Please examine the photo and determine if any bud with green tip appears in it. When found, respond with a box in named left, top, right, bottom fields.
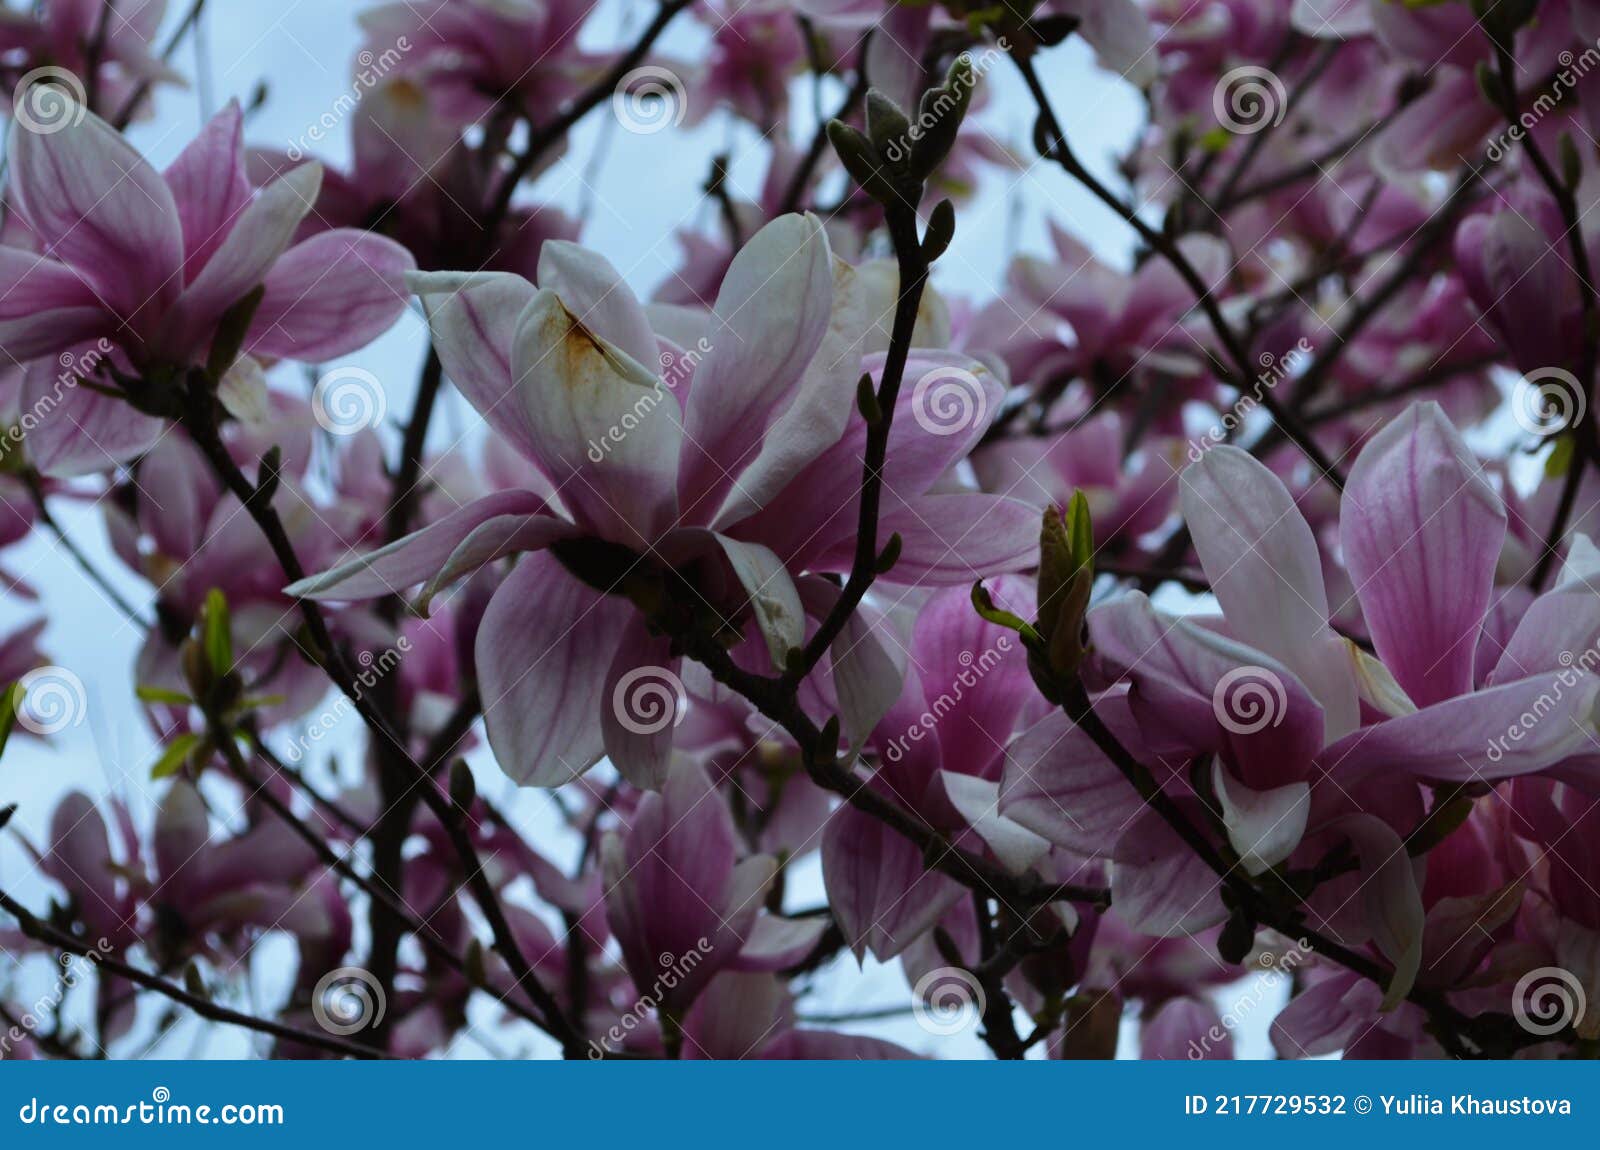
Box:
left=1036, top=492, right=1094, bottom=681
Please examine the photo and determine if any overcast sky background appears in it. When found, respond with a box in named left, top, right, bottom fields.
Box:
left=0, top=0, right=1294, bottom=1059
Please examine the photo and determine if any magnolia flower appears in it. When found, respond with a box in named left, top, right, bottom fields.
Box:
left=1003, top=403, right=1600, bottom=1005
left=0, top=0, right=178, bottom=122
left=823, top=578, right=1046, bottom=960
left=357, top=0, right=609, bottom=128
left=601, top=760, right=823, bottom=1018
left=289, top=214, right=1035, bottom=788
left=0, top=98, right=413, bottom=474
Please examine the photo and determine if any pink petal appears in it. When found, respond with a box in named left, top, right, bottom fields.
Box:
left=759, top=1030, right=918, bottom=1059
left=835, top=493, right=1039, bottom=585
left=822, top=797, right=964, bottom=960
left=409, top=270, right=544, bottom=466
left=285, top=490, right=554, bottom=601
left=910, top=579, right=1033, bottom=779
left=678, top=213, right=833, bottom=518
left=1341, top=403, right=1505, bottom=706
left=163, top=100, right=253, bottom=282
left=7, top=101, right=183, bottom=320
left=1110, top=806, right=1228, bottom=935
left=710, top=242, right=870, bottom=529
left=1328, top=814, right=1423, bottom=1009
left=999, top=690, right=1155, bottom=857
left=510, top=289, right=682, bottom=545
left=536, top=240, right=658, bottom=368
left=476, top=551, right=632, bottom=786
left=1182, top=445, right=1358, bottom=741
left=0, top=247, right=111, bottom=359
left=1088, top=591, right=1325, bottom=788
left=160, top=163, right=323, bottom=362
left=1320, top=670, right=1600, bottom=784
left=599, top=616, right=681, bottom=789
left=21, top=354, right=164, bottom=476
left=248, top=229, right=416, bottom=361
left=1143, top=997, right=1231, bottom=1060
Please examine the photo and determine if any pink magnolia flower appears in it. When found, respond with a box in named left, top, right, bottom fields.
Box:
left=1455, top=182, right=1594, bottom=377
left=357, top=0, right=611, bottom=128
left=823, top=577, right=1046, bottom=960
left=689, top=3, right=805, bottom=130
left=600, top=759, right=823, bottom=1018
left=679, top=971, right=916, bottom=1059
left=1003, top=402, right=1600, bottom=1005
left=967, top=224, right=1231, bottom=410
left=972, top=411, right=1184, bottom=555
left=1271, top=806, right=1521, bottom=1058
left=1503, top=777, right=1600, bottom=1041
left=0, top=0, right=178, bottom=122
left=247, top=79, right=580, bottom=278
left=0, top=98, right=414, bottom=474
left=289, top=215, right=1035, bottom=788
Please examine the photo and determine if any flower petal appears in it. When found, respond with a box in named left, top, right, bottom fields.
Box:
left=478, top=553, right=633, bottom=787
left=678, top=213, right=833, bottom=518
left=248, top=229, right=415, bottom=361
left=1341, top=402, right=1505, bottom=707
left=8, top=100, right=183, bottom=319
left=1182, top=445, right=1358, bottom=741
left=511, top=289, right=682, bottom=545
left=408, top=270, right=542, bottom=463
left=285, top=491, right=554, bottom=601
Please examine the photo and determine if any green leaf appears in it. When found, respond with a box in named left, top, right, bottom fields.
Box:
left=1064, top=489, right=1094, bottom=573
left=0, top=682, right=21, bottom=760
left=136, top=685, right=194, bottom=706
left=202, top=588, right=232, bottom=677
left=150, top=733, right=203, bottom=780
left=1545, top=434, right=1576, bottom=479
left=205, top=285, right=266, bottom=384
left=971, top=581, right=1040, bottom=644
